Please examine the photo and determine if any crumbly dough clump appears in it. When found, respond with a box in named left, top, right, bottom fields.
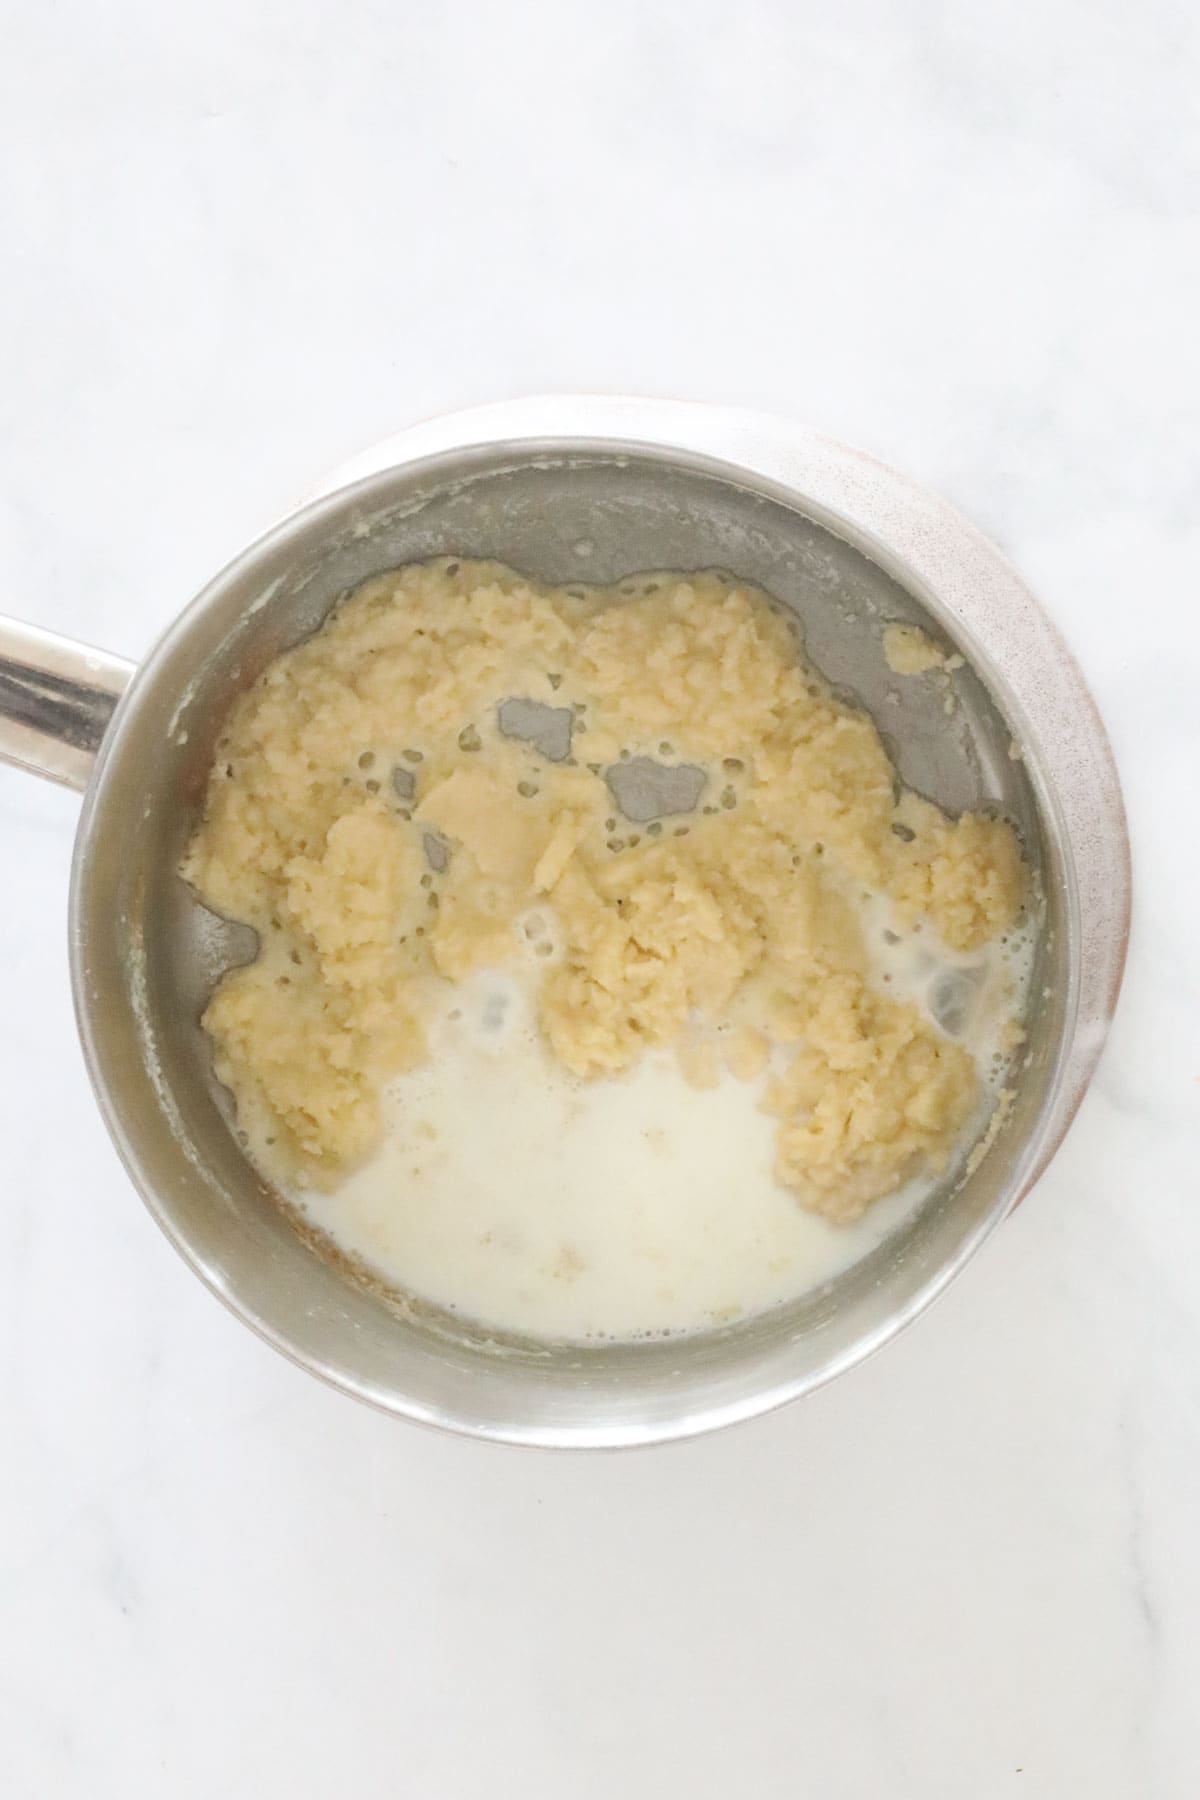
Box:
left=183, top=562, right=1026, bottom=1221
left=883, top=622, right=964, bottom=676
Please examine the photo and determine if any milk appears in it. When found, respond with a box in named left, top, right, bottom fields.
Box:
left=290, top=899, right=1035, bottom=1342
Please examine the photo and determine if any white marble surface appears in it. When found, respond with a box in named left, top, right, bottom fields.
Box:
left=1, top=2, right=1198, bottom=1793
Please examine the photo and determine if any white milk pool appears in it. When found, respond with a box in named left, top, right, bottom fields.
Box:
left=289, top=901, right=1035, bottom=1342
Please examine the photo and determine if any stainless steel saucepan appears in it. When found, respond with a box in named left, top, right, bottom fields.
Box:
left=0, top=398, right=1130, bottom=1447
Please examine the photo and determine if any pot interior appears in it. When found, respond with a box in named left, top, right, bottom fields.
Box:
left=72, top=443, right=1071, bottom=1444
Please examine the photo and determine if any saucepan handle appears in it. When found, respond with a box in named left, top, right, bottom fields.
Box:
left=0, top=616, right=136, bottom=792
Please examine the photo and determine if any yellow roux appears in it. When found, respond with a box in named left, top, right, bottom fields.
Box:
left=182, top=561, right=1032, bottom=1341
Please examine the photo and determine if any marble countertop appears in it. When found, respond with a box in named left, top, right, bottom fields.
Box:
left=2, top=4, right=1197, bottom=1794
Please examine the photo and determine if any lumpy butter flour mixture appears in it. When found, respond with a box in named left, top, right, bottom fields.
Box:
left=182, top=561, right=1030, bottom=1339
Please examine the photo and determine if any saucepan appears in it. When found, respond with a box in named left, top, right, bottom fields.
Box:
left=0, top=397, right=1130, bottom=1446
